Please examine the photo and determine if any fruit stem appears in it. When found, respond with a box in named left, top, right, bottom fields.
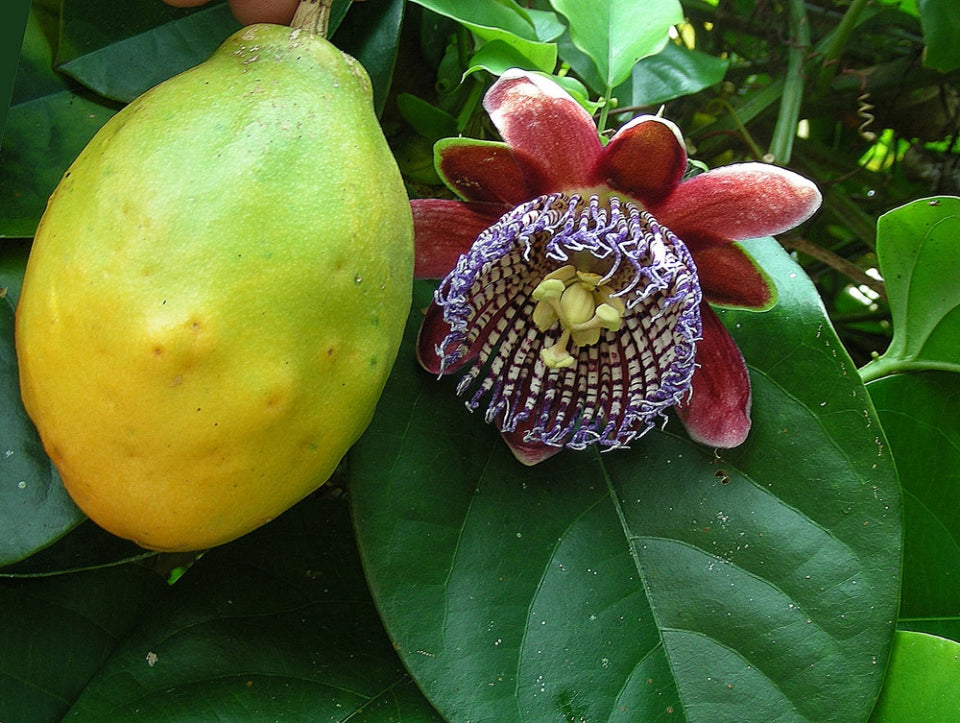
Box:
left=291, top=0, right=333, bottom=38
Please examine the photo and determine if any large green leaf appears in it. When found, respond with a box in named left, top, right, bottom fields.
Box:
left=870, top=631, right=960, bottom=721
left=0, top=0, right=31, bottom=147
left=330, top=0, right=405, bottom=116
left=860, top=196, right=960, bottom=381
left=550, top=0, right=683, bottom=89
left=0, top=562, right=165, bottom=723
left=868, top=371, right=960, bottom=643
left=56, top=0, right=361, bottom=105
left=0, top=519, right=153, bottom=579
left=351, top=238, right=901, bottom=721
left=916, top=0, right=960, bottom=72
left=466, top=37, right=559, bottom=76
left=46, top=492, right=442, bottom=720
left=409, top=0, right=557, bottom=76
left=0, top=91, right=115, bottom=238
left=618, top=41, right=730, bottom=108
left=57, top=0, right=241, bottom=104
left=410, top=0, right=539, bottom=40
left=0, top=242, right=84, bottom=567
left=8, top=1, right=65, bottom=109
left=0, top=5, right=118, bottom=238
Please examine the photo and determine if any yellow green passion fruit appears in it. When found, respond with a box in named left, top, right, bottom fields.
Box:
left=16, top=24, right=413, bottom=551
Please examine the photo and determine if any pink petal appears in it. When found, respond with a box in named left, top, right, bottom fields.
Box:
left=675, top=304, right=752, bottom=448
left=500, top=426, right=564, bottom=466
left=412, top=199, right=508, bottom=279
left=435, top=138, right=533, bottom=204
left=694, top=243, right=777, bottom=310
left=652, top=162, right=822, bottom=241
left=483, top=69, right=603, bottom=192
left=597, top=115, right=687, bottom=203
left=416, top=302, right=479, bottom=376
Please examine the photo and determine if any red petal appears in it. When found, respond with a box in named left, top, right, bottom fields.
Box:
left=675, top=304, right=752, bottom=448
left=415, top=302, right=479, bottom=376
left=412, top=199, right=508, bottom=279
left=435, top=138, right=532, bottom=204
left=652, top=163, right=822, bottom=241
left=483, top=69, right=603, bottom=192
left=500, top=426, right=564, bottom=466
left=598, top=115, right=687, bottom=203
left=694, top=243, right=777, bottom=310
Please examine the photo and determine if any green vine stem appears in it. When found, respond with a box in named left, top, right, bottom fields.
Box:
left=291, top=0, right=333, bottom=37
left=597, top=87, right=613, bottom=136
left=704, top=97, right=770, bottom=160
left=857, top=355, right=958, bottom=385
left=814, top=0, right=870, bottom=96
left=768, top=0, right=810, bottom=164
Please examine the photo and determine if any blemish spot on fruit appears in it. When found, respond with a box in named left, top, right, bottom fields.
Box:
left=17, top=480, right=26, bottom=489
left=265, top=390, right=284, bottom=408
left=354, top=274, right=362, bottom=284
left=171, top=376, right=182, bottom=387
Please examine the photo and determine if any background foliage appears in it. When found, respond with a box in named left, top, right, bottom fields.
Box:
left=1, top=0, right=959, bottom=721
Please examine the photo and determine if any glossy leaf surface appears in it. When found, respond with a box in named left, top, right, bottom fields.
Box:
left=870, top=631, right=960, bottom=721
left=868, top=371, right=960, bottom=643
left=56, top=0, right=356, bottom=104
left=467, top=37, right=558, bottom=76
left=57, top=0, right=240, bottom=103
left=409, top=0, right=555, bottom=75
left=0, top=562, right=164, bottom=722
left=623, top=42, right=730, bottom=107
left=24, top=494, right=442, bottom=720
left=0, top=6, right=116, bottom=237
left=861, top=196, right=960, bottom=381
left=550, top=0, right=683, bottom=89
left=917, top=0, right=960, bottom=72
left=0, top=0, right=30, bottom=146
left=351, top=239, right=901, bottom=722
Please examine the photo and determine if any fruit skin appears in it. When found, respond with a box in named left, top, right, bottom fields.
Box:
left=15, top=25, right=413, bottom=552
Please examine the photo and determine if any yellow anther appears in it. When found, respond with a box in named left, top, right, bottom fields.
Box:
left=529, top=264, right=624, bottom=369
left=545, top=265, right=578, bottom=283
left=575, top=270, right=604, bottom=288
left=595, top=302, right=623, bottom=330
left=596, top=286, right=625, bottom=314
left=531, top=277, right=566, bottom=302
left=541, top=341, right=576, bottom=369
left=532, top=278, right=564, bottom=331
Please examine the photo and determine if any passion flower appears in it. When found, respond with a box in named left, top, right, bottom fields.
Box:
left=413, top=69, right=822, bottom=465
